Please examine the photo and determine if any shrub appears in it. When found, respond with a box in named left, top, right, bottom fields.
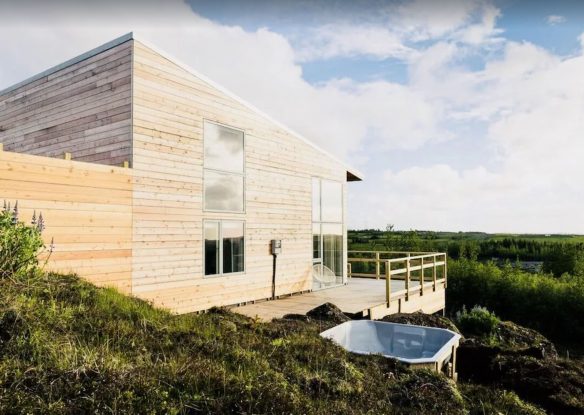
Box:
left=0, top=201, right=46, bottom=279
left=447, top=258, right=584, bottom=344
left=455, top=306, right=500, bottom=338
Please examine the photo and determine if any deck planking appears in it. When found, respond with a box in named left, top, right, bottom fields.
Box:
left=233, top=278, right=421, bottom=321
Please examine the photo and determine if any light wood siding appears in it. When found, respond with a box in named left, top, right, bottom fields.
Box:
left=0, top=41, right=133, bottom=167
left=131, top=41, right=347, bottom=313
left=0, top=150, right=133, bottom=293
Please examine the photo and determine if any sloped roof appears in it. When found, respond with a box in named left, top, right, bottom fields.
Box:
left=0, top=32, right=363, bottom=181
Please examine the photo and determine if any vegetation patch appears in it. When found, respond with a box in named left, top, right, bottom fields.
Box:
left=447, top=258, right=584, bottom=345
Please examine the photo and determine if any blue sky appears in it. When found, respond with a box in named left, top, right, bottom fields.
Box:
left=1, top=0, right=583, bottom=233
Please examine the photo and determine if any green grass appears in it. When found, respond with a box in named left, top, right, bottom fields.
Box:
left=0, top=270, right=439, bottom=414
left=0, top=269, right=550, bottom=414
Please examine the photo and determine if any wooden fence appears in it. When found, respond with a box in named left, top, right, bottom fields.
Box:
left=0, top=148, right=133, bottom=293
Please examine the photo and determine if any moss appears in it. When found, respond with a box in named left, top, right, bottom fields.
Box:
left=460, top=383, right=546, bottom=415
left=389, top=370, right=466, bottom=415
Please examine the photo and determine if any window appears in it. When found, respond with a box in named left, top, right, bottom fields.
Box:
left=204, top=121, right=244, bottom=212
left=312, top=178, right=344, bottom=282
left=321, top=180, right=343, bottom=222
left=204, top=220, right=245, bottom=276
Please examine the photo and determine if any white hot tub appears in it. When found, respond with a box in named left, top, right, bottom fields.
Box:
left=320, top=320, right=461, bottom=378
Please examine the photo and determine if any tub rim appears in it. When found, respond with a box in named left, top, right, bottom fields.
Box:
left=320, top=319, right=462, bottom=364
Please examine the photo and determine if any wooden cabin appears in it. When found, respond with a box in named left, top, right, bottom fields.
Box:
left=0, top=33, right=365, bottom=313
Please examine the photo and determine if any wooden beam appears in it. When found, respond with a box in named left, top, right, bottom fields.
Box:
left=385, top=260, right=391, bottom=306
left=433, top=255, right=437, bottom=291
left=420, top=257, right=424, bottom=296
left=405, top=256, right=410, bottom=301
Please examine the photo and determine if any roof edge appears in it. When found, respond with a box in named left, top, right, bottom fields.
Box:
left=0, top=31, right=364, bottom=181
left=0, top=32, right=134, bottom=96
left=132, top=35, right=363, bottom=181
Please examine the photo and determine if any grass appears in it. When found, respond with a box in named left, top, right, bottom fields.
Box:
left=0, top=269, right=549, bottom=414
left=0, top=270, right=437, bottom=414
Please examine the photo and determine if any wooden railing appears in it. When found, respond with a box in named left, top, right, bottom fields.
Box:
left=348, top=250, right=447, bottom=307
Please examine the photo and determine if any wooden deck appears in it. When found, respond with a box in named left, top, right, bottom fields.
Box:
left=233, top=277, right=445, bottom=321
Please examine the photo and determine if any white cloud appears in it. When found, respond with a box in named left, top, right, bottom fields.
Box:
left=0, top=0, right=446, bottom=162
left=293, top=0, right=502, bottom=62
left=354, top=37, right=584, bottom=233
left=547, top=15, right=566, bottom=25
left=1, top=0, right=582, bottom=233
left=295, top=24, right=416, bottom=61
left=394, top=0, right=483, bottom=41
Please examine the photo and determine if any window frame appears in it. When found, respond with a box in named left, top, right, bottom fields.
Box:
left=203, top=119, right=246, bottom=214
left=203, top=219, right=246, bottom=278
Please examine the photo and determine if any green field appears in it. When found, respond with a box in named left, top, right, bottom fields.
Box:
left=348, top=229, right=584, bottom=277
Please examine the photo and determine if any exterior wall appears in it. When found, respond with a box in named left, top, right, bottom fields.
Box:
left=0, top=41, right=133, bottom=167
left=0, top=150, right=133, bottom=293
left=131, top=41, right=348, bottom=313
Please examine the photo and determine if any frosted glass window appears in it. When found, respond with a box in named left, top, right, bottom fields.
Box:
left=204, top=171, right=244, bottom=212
left=321, top=180, right=343, bottom=222
left=203, top=121, right=245, bottom=212
left=312, top=178, right=321, bottom=222
left=204, top=122, right=244, bottom=173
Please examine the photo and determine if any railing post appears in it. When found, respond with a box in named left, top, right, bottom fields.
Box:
left=405, top=256, right=410, bottom=301
left=420, top=256, right=424, bottom=296
left=0, top=143, right=3, bottom=151
left=347, top=262, right=352, bottom=279
left=444, top=254, right=448, bottom=288
left=385, top=260, right=391, bottom=307
left=64, top=152, right=72, bottom=160
left=375, top=252, right=380, bottom=279
left=433, top=254, right=437, bottom=292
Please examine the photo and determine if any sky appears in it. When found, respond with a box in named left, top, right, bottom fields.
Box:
left=1, top=0, right=584, bottom=233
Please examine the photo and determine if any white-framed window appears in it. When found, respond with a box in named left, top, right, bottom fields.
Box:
left=204, top=220, right=245, bottom=277
left=312, top=178, right=343, bottom=278
left=203, top=121, right=245, bottom=212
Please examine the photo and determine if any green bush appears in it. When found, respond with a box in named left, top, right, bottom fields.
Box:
left=447, top=258, right=584, bottom=344
left=0, top=201, right=46, bottom=279
left=455, top=306, right=500, bottom=338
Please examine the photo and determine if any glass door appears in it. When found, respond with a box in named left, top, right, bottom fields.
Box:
left=312, top=178, right=345, bottom=290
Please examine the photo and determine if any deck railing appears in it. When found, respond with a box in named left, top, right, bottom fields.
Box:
left=347, top=250, right=447, bottom=307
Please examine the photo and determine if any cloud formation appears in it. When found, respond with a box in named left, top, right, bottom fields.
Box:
left=0, top=0, right=582, bottom=233
left=547, top=15, right=566, bottom=25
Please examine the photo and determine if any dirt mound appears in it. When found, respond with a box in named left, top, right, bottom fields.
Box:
left=305, top=303, right=350, bottom=324
left=496, top=321, right=557, bottom=358
left=458, top=320, right=558, bottom=382
left=496, top=355, right=584, bottom=415
left=379, top=312, right=460, bottom=333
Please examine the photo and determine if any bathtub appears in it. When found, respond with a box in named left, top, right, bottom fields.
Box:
left=320, top=320, right=461, bottom=379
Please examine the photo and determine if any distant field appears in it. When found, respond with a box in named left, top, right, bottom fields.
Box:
left=348, top=230, right=584, bottom=276
left=349, top=230, right=584, bottom=245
